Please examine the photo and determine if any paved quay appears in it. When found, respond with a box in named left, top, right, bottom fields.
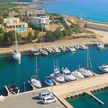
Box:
left=1, top=74, right=108, bottom=108
left=0, top=90, right=65, bottom=108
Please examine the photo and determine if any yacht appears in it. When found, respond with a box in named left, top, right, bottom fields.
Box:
left=44, top=76, right=55, bottom=86
left=78, top=68, right=94, bottom=77
left=51, top=66, right=65, bottom=83
left=99, top=65, right=108, bottom=73
left=39, top=48, right=48, bottom=55
left=8, top=84, right=20, bottom=94
left=53, top=47, right=61, bottom=53
left=97, top=43, right=105, bottom=50
left=68, top=46, right=76, bottom=52
left=62, top=67, right=76, bottom=81
left=79, top=45, right=88, bottom=50
left=59, top=46, right=66, bottom=52
left=72, top=70, right=85, bottom=79
left=30, top=48, right=40, bottom=56
left=31, top=76, right=42, bottom=88
left=74, top=45, right=80, bottom=49
left=44, top=48, right=53, bottom=54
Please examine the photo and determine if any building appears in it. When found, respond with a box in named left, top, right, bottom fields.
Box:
left=32, top=14, right=50, bottom=29
left=3, top=17, right=28, bottom=31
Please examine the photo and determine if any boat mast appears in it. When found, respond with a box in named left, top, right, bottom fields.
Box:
left=35, top=56, right=38, bottom=79
left=14, top=17, right=18, bottom=52
left=87, top=47, right=93, bottom=70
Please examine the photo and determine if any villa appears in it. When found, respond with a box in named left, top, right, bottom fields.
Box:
left=31, top=14, right=50, bottom=29
left=3, top=17, right=28, bottom=32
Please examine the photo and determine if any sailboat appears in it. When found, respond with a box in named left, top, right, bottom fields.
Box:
left=11, top=18, right=21, bottom=64
left=31, top=56, right=42, bottom=88
left=62, top=67, right=76, bottom=81
left=79, top=47, right=94, bottom=77
left=50, top=61, right=65, bottom=83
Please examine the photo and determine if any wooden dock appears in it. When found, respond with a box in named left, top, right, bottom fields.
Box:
left=4, top=85, right=13, bottom=96
left=86, top=91, right=104, bottom=105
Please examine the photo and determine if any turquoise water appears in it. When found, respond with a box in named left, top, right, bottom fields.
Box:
left=42, top=0, right=108, bottom=23
left=0, top=45, right=108, bottom=95
left=16, top=28, right=26, bottom=33
left=67, top=88, right=108, bottom=108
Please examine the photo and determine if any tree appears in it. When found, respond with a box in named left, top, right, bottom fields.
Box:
left=45, top=31, right=55, bottom=42
left=34, top=30, right=39, bottom=39
left=54, top=29, right=63, bottom=39
left=62, top=30, right=68, bottom=36
left=0, top=28, right=4, bottom=42
left=3, top=30, right=15, bottom=44
left=27, top=31, right=33, bottom=42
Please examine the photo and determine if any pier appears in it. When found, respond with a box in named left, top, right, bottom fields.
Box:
left=2, top=74, right=108, bottom=108
left=86, top=91, right=104, bottom=105
left=4, top=85, right=13, bottom=96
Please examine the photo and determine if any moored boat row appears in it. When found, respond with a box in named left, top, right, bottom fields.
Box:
left=30, top=44, right=88, bottom=56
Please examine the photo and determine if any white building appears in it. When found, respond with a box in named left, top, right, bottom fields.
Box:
left=3, top=17, right=28, bottom=31
left=32, top=14, right=50, bottom=29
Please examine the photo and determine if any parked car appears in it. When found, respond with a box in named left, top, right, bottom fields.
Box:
left=39, top=91, right=53, bottom=99
left=41, top=95, right=57, bottom=104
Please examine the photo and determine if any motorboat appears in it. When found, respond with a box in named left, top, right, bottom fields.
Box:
left=78, top=68, right=94, bottom=77
left=52, top=47, right=61, bottom=53
left=72, top=70, right=85, bottom=79
left=68, top=46, right=76, bottom=52
left=99, top=64, right=108, bottom=73
left=79, top=45, right=88, bottom=50
left=44, top=76, right=55, bottom=86
left=74, top=45, right=80, bottom=49
left=51, top=66, right=65, bottom=83
left=59, top=46, right=66, bottom=52
left=30, top=48, right=40, bottom=56
left=97, top=43, right=105, bottom=50
left=8, top=84, right=20, bottom=94
left=31, top=76, right=42, bottom=88
left=39, top=48, right=48, bottom=55
left=44, top=48, right=53, bottom=54
left=62, top=67, right=76, bottom=81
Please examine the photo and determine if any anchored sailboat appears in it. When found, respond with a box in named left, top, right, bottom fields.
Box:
left=31, top=56, right=42, bottom=88
left=11, top=18, right=21, bottom=64
left=79, top=47, right=94, bottom=77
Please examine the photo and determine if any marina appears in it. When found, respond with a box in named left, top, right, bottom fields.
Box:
left=0, top=45, right=108, bottom=95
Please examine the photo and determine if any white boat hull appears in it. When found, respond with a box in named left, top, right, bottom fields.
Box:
left=12, top=51, right=21, bottom=63
left=31, top=78, right=42, bottom=88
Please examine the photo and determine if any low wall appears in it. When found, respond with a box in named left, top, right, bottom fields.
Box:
left=86, top=22, right=108, bottom=31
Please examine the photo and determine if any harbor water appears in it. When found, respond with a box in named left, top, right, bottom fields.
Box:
left=66, top=88, right=108, bottom=108
left=42, top=0, right=108, bottom=23
left=0, top=45, right=108, bottom=95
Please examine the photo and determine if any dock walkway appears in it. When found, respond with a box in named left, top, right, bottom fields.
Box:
left=86, top=91, right=104, bottom=105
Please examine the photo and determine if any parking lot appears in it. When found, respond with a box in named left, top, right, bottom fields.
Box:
left=0, top=90, right=65, bottom=108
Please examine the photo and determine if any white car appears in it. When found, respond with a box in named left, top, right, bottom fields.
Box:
left=39, top=92, right=53, bottom=99
left=41, top=95, right=57, bottom=104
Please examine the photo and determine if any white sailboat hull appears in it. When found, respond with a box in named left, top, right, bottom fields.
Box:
left=12, top=51, right=21, bottom=63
